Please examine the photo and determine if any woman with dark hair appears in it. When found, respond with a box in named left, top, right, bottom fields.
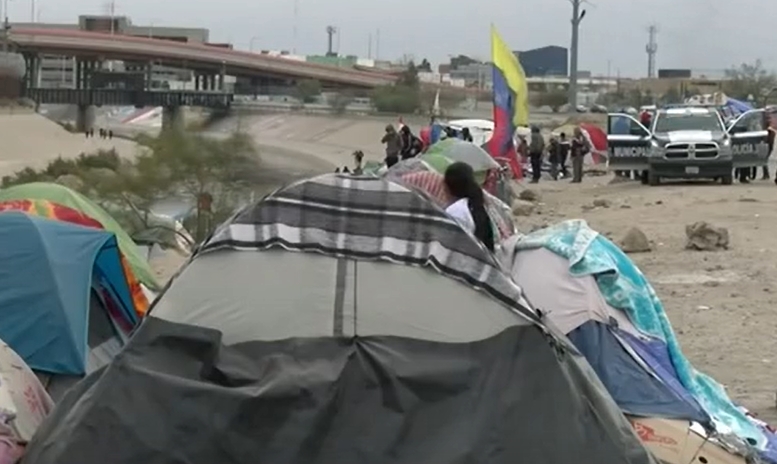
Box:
left=444, top=162, right=495, bottom=252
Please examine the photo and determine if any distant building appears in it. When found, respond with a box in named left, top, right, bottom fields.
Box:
left=658, top=69, right=692, bottom=79
left=449, top=63, right=492, bottom=89
left=11, top=15, right=210, bottom=89
left=515, top=46, right=568, bottom=77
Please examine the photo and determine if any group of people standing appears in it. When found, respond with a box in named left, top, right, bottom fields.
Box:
left=84, top=128, right=113, bottom=140
left=381, top=125, right=424, bottom=168
left=522, top=126, right=591, bottom=184
left=380, top=123, right=474, bottom=168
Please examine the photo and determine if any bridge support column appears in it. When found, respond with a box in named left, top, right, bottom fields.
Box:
left=23, top=53, right=41, bottom=90
left=75, top=59, right=98, bottom=89
left=75, top=104, right=95, bottom=133
left=219, top=63, right=226, bottom=92
left=161, top=105, right=184, bottom=133
left=145, top=62, right=154, bottom=90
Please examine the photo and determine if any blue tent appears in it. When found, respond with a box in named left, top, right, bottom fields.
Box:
left=0, top=212, right=139, bottom=375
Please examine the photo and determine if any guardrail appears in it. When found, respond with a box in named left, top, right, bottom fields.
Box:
left=24, top=88, right=234, bottom=107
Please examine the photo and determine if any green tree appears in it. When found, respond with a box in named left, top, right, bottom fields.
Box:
left=661, top=86, right=683, bottom=105
left=420, top=87, right=466, bottom=114
left=295, top=79, right=322, bottom=103
left=120, top=131, right=261, bottom=241
left=371, top=85, right=420, bottom=113
left=398, top=61, right=420, bottom=88
left=371, top=62, right=422, bottom=113
left=327, top=92, right=354, bottom=114
left=723, top=60, right=777, bottom=102
left=1, top=130, right=262, bottom=243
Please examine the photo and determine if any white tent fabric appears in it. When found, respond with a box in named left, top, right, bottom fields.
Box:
left=505, top=248, right=642, bottom=338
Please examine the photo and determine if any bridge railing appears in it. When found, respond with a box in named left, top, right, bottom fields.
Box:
left=23, top=88, right=234, bottom=108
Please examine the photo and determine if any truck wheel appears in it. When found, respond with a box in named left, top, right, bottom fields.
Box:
left=640, top=170, right=649, bottom=185
left=648, top=170, right=660, bottom=186
left=721, top=173, right=733, bottom=185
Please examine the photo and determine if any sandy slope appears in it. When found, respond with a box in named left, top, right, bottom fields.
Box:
left=0, top=111, right=137, bottom=178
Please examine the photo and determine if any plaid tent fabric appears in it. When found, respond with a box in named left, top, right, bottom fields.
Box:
left=203, top=173, right=537, bottom=323
left=396, top=170, right=517, bottom=241
left=398, top=171, right=455, bottom=206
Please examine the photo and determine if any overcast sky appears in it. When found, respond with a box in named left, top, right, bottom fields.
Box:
left=10, top=0, right=775, bottom=77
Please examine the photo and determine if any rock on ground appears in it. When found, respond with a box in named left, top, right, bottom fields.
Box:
left=511, top=199, right=535, bottom=216
left=685, top=222, right=730, bottom=251
left=619, top=227, right=651, bottom=253
left=593, top=198, right=612, bottom=208
left=518, top=189, right=540, bottom=202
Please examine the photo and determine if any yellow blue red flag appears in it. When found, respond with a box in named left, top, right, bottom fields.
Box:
left=488, top=26, right=529, bottom=177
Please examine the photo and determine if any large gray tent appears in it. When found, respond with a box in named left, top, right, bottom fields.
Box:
left=23, top=174, right=657, bottom=464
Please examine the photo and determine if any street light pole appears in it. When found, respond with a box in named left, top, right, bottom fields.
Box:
left=568, top=0, right=585, bottom=110
left=1, top=0, right=9, bottom=52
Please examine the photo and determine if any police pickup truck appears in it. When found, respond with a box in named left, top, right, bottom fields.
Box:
left=606, top=106, right=770, bottom=185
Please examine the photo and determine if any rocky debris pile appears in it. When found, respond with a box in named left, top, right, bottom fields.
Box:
left=619, top=227, right=651, bottom=253
left=685, top=222, right=729, bottom=251
left=511, top=199, right=535, bottom=217
left=511, top=189, right=540, bottom=217
left=517, top=189, right=540, bottom=202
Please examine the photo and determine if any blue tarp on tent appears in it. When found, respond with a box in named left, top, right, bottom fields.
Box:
left=724, top=98, right=753, bottom=115
left=567, top=320, right=709, bottom=424
left=0, top=212, right=138, bottom=375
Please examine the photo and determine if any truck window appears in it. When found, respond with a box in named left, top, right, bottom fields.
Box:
left=730, top=111, right=763, bottom=133
left=609, top=115, right=647, bottom=136
left=654, top=113, right=722, bottom=132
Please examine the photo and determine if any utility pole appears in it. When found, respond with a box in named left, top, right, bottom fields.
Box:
left=326, top=25, right=336, bottom=56
left=2, top=0, right=9, bottom=52
left=646, top=24, right=658, bottom=78
left=568, top=0, right=586, bottom=110
left=109, top=1, right=115, bottom=35
left=293, top=0, right=298, bottom=54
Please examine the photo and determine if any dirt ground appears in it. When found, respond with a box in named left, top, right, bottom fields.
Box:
left=519, top=173, right=777, bottom=423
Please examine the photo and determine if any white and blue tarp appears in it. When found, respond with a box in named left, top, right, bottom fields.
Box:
left=502, top=220, right=777, bottom=463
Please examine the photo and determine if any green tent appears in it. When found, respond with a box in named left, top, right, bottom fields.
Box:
left=0, top=183, right=158, bottom=290
left=418, top=152, right=454, bottom=174
left=424, top=139, right=500, bottom=172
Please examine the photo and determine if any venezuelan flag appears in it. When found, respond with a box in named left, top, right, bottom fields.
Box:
left=488, top=25, right=529, bottom=178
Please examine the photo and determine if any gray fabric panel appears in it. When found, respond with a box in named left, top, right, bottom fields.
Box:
left=153, top=250, right=527, bottom=344
left=153, top=250, right=338, bottom=345
left=332, top=258, right=347, bottom=337
left=22, top=317, right=657, bottom=464
left=203, top=174, right=538, bottom=324
left=351, top=259, right=525, bottom=340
